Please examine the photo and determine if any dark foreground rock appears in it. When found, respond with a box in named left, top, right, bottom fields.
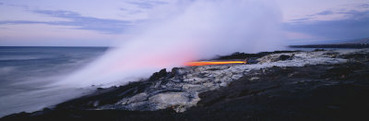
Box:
left=1, top=49, right=369, bottom=121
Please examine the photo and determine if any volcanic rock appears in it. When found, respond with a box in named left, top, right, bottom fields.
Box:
left=54, top=49, right=358, bottom=112
left=2, top=49, right=369, bottom=121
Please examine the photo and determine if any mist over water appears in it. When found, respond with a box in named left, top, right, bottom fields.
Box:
left=60, top=0, right=284, bottom=87
left=0, top=47, right=107, bottom=117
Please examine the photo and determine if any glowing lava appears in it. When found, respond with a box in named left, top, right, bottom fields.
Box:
left=185, top=60, right=247, bottom=66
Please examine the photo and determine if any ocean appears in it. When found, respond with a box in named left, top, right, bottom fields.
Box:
left=0, top=47, right=108, bottom=117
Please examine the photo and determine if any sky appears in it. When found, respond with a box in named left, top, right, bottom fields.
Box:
left=0, top=0, right=368, bottom=46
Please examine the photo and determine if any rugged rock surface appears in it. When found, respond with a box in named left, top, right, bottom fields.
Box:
left=2, top=49, right=369, bottom=121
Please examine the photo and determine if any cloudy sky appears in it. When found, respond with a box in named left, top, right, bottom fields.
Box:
left=0, top=0, right=368, bottom=46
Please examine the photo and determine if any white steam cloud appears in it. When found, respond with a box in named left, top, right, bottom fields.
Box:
left=58, top=0, right=284, bottom=87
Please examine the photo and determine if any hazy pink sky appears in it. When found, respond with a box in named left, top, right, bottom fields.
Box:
left=0, top=0, right=368, bottom=46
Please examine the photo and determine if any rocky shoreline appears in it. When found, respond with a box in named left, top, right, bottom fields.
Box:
left=2, top=49, right=369, bottom=121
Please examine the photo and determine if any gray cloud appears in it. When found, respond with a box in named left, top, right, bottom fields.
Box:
left=292, top=10, right=335, bottom=22
left=338, top=10, right=369, bottom=19
left=358, top=3, right=369, bottom=8
left=295, top=3, right=369, bottom=23
left=315, top=10, right=334, bottom=15
left=127, top=0, right=168, bottom=9
left=284, top=10, right=369, bottom=40
left=119, top=8, right=144, bottom=14
left=290, top=18, right=311, bottom=22
left=0, top=10, right=132, bottom=34
left=0, top=20, right=42, bottom=24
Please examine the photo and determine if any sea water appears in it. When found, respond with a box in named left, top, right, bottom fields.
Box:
left=0, top=47, right=107, bottom=117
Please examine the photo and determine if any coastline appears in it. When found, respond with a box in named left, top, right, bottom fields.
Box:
left=2, top=48, right=369, bottom=121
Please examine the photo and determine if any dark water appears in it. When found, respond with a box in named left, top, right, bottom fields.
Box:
left=0, top=47, right=107, bottom=117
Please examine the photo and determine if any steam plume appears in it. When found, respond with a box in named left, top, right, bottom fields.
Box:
left=58, top=0, right=284, bottom=87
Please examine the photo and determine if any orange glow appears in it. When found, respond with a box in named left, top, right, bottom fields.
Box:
left=185, top=60, right=246, bottom=66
